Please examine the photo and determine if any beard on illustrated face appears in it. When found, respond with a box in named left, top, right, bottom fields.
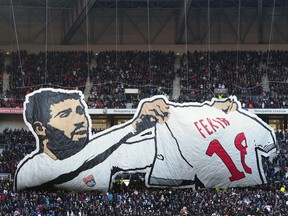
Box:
left=45, top=123, right=89, bottom=160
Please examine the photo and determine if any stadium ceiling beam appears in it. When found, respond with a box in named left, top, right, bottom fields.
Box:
left=274, top=22, right=288, bottom=42
left=0, top=7, right=29, bottom=42
left=28, top=9, right=63, bottom=43
left=258, top=0, right=263, bottom=44
left=175, top=0, right=192, bottom=44
left=61, top=0, right=97, bottom=45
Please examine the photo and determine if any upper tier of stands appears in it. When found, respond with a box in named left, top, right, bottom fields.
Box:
left=0, top=52, right=4, bottom=94
left=0, top=49, right=287, bottom=108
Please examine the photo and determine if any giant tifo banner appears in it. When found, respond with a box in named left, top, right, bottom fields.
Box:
left=14, top=88, right=278, bottom=192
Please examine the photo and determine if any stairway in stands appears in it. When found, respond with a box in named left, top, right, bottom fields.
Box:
left=260, top=63, right=270, bottom=92
left=83, top=57, right=97, bottom=100
left=261, top=73, right=270, bottom=92
left=171, top=54, right=182, bottom=101
left=2, top=55, right=11, bottom=94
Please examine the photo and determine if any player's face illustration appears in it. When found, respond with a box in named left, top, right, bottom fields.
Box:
left=48, top=98, right=88, bottom=141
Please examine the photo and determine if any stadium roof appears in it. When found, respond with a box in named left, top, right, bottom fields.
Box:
left=0, top=0, right=287, bottom=47
left=1, top=0, right=287, bottom=9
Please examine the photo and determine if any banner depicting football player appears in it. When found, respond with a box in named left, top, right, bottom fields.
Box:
left=14, top=88, right=277, bottom=192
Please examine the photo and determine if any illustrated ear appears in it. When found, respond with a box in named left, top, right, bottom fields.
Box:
left=33, top=121, right=47, bottom=136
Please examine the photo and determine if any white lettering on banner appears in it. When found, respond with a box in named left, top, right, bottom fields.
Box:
left=249, top=109, right=288, bottom=114
left=0, top=108, right=23, bottom=114
left=88, top=109, right=137, bottom=115
left=111, top=109, right=137, bottom=114
left=3, top=107, right=287, bottom=115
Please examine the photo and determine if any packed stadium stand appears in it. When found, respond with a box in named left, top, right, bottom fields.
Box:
left=1, top=49, right=288, bottom=109
left=0, top=0, right=288, bottom=215
left=0, top=128, right=287, bottom=215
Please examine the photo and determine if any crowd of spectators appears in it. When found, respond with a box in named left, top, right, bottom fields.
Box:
left=0, top=51, right=4, bottom=94
left=177, top=50, right=288, bottom=107
left=6, top=50, right=92, bottom=96
left=0, top=97, right=24, bottom=108
left=0, top=49, right=288, bottom=109
left=0, top=128, right=287, bottom=215
left=179, top=50, right=263, bottom=95
left=262, top=50, right=288, bottom=95
left=87, top=50, right=175, bottom=109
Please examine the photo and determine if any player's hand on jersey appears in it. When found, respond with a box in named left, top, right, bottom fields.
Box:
left=132, top=98, right=170, bottom=133
left=212, top=98, right=238, bottom=114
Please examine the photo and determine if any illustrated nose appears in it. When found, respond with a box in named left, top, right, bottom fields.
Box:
left=74, top=122, right=84, bottom=129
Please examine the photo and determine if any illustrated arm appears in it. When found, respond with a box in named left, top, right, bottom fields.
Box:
left=26, top=131, right=136, bottom=189
left=22, top=98, right=170, bottom=191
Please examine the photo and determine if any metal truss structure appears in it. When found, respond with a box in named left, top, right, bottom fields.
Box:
left=0, top=0, right=287, bottom=46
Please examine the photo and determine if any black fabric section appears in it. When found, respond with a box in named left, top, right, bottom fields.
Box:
left=135, top=115, right=157, bottom=132
left=194, top=174, right=205, bottom=190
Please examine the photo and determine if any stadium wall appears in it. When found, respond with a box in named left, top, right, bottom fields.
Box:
left=0, top=114, right=28, bottom=132
left=1, top=44, right=288, bottom=54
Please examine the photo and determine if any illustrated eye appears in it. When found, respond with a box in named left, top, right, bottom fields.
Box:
left=59, top=112, right=69, bottom=118
left=76, top=106, right=84, bottom=115
left=56, top=109, right=72, bottom=118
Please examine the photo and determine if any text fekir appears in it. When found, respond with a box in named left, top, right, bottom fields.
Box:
left=194, top=117, right=230, bottom=138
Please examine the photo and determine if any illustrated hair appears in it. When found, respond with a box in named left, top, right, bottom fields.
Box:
left=24, top=89, right=82, bottom=130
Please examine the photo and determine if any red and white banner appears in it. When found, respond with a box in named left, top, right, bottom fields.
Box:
left=0, top=108, right=23, bottom=114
